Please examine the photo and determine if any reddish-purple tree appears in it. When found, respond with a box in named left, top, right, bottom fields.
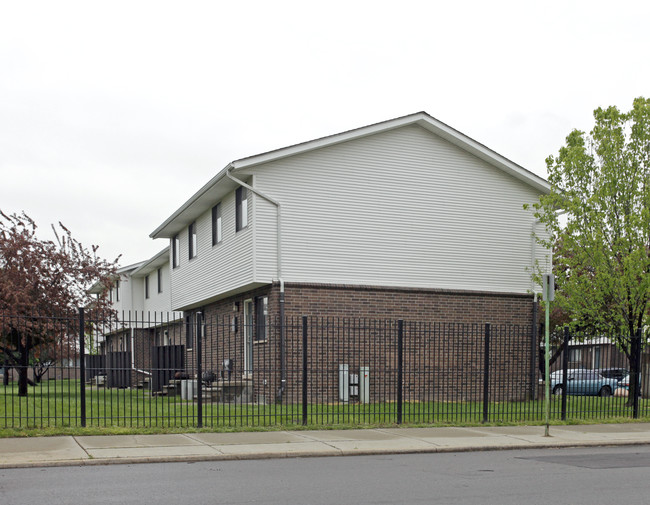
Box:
left=0, top=211, right=119, bottom=396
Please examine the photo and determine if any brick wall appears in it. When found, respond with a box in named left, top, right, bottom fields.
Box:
left=195, top=282, right=535, bottom=405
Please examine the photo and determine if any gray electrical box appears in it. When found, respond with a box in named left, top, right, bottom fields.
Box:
left=338, top=364, right=349, bottom=402
left=543, top=274, right=555, bottom=301
left=359, top=366, right=369, bottom=404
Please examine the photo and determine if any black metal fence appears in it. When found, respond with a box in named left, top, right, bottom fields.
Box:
left=0, top=310, right=647, bottom=429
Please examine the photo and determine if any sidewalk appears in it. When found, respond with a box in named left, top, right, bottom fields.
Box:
left=2, top=423, right=650, bottom=469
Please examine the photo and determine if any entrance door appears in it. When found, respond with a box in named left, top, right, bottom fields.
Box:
left=243, top=299, right=254, bottom=378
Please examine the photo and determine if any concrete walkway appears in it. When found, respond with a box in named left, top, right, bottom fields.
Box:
left=2, top=423, right=650, bottom=469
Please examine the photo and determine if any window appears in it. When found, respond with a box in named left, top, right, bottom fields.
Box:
left=157, top=267, right=163, bottom=293
left=255, top=296, right=268, bottom=342
left=145, top=275, right=150, bottom=299
left=236, top=186, right=248, bottom=231
left=185, top=310, right=203, bottom=350
left=185, top=314, right=193, bottom=350
left=212, top=203, right=222, bottom=246
left=189, top=222, right=197, bottom=259
left=172, top=235, right=180, bottom=268
left=569, top=348, right=582, bottom=363
left=115, top=280, right=120, bottom=302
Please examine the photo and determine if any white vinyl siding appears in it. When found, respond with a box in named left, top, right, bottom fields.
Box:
left=171, top=190, right=254, bottom=310
left=142, top=265, right=174, bottom=315
left=246, top=124, right=547, bottom=295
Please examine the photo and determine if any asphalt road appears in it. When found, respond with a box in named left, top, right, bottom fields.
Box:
left=2, top=446, right=650, bottom=505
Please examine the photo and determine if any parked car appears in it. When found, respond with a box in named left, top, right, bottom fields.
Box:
left=619, top=375, right=630, bottom=390
left=549, top=368, right=584, bottom=382
left=551, top=370, right=619, bottom=397
left=598, top=368, right=629, bottom=382
left=618, top=374, right=641, bottom=390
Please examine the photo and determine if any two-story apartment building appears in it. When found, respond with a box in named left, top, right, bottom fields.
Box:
left=147, top=111, right=550, bottom=402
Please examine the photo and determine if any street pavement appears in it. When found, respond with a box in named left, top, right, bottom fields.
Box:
left=2, top=423, right=650, bottom=469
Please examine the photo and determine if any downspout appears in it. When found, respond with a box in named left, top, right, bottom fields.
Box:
left=225, top=168, right=286, bottom=402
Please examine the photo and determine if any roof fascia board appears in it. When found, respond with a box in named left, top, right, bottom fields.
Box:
left=232, top=112, right=549, bottom=193
left=414, top=117, right=550, bottom=194
left=131, top=247, right=170, bottom=277
left=117, top=262, right=145, bottom=275
left=230, top=113, right=426, bottom=171
left=151, top=111, right=550, bottom=239
left=149, top=165, right=233, bottom=239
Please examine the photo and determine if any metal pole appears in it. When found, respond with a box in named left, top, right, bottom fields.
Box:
left=544, top=299, right=550, bottom=436
left=483, top=323, right=490, bottom=423
left=561, top=327, right=570, bottom=420
left=302, top=316, right=308, bottom=426
left=633, top=328, right=642, bottom=419
left=78, top=307, right=86, bottom=428
left=196, top=312, right=203, bottom=428
left=531, top=300, right=538, bottom=400
left=397, top=320, right=403, bottom=425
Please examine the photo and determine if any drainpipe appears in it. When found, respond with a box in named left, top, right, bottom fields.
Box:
left=279, top=279, right=286, bottom=401
left=225, top=169, right=286, bottom=401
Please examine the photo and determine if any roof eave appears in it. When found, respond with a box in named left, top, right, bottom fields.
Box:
left=149, top=164, right=234, bottom=239
left=131, top=247, right=170, bottom=277
left=150, top=111, right=550, bottom=239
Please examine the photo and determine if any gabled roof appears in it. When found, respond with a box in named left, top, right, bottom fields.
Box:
left=116, top=261, right=145, bottom=275
left=131, top=247, right=169, bottom=277
left=151, top=111, right=550, bottom=239
left=88, top=261, right=144, bottom=295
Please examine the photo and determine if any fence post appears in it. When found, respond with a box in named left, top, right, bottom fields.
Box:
left=302, top=316, right=308, bottom=426
left=397, top=320, right=403, bottom=425
left=561, top=327, right=570, bottom=420
left=633, top=328, right=642, bottom=419
left=482, top=323, right=490, bottom=424
left=196, top=312, right=203, bottom=428
left=78, top=307, right=86, bottom=428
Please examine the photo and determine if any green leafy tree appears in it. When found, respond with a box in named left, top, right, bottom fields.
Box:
left=526, top=97, right=650, bottom=401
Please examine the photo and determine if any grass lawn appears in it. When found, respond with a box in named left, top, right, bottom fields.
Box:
left=2, top=379, right=649, bottom=437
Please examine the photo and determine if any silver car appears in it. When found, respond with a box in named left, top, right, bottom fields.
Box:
left=551, top=370, right=619, bottom=397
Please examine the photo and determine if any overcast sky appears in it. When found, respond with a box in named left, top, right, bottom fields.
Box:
left=1, top=0, right=648, bottom=266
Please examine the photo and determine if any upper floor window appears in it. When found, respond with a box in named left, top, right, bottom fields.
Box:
left=115, top=280, right=120, bottom=302
left=189, top=222, right=197, bottom=259
left=236, top=186, right=248, bottom=231
left=212, top=203, right=222, bottom=246
left=172, top=235, right=180, bottom=268
left=157, top=267, right=163, bottom=293
left=145, top=275, right=150, bottom=299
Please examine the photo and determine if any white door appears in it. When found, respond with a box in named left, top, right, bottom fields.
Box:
left=243, top=299, right=253, bottom=378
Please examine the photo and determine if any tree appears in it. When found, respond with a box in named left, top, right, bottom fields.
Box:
left=0, top=211, right=119, bottom=396
left=526, top=97, right=650, bottom=402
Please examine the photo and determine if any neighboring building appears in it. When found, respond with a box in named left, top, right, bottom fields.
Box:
left=146, top=111, right=551, bottom=402
left=90, top=249, right=183, bottom=388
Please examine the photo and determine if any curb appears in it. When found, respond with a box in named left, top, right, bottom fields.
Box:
left=3, top=438, right=650, bottom=470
